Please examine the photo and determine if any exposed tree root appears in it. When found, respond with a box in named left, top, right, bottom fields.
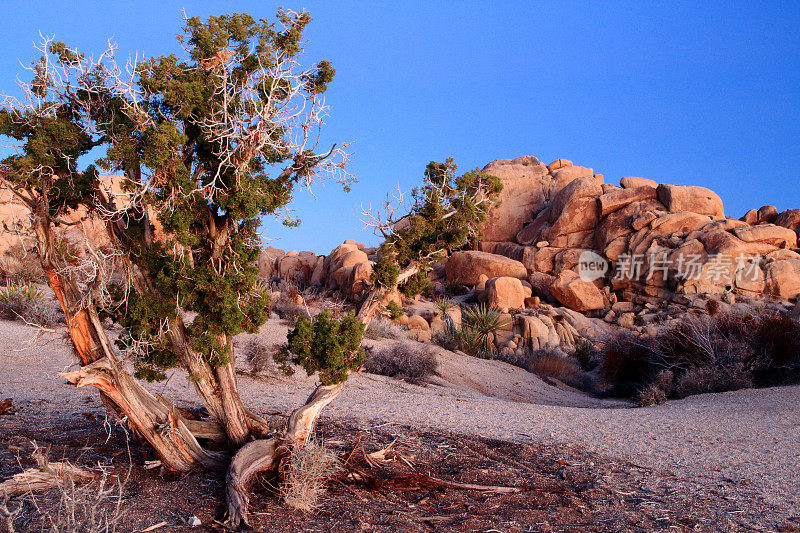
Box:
left=224, top=382, right=345, bottom=528
left=224, top=438, right=279, bottom=529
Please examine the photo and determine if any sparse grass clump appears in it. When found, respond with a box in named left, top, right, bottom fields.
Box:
left=599, top=310, right=800, bottom=405
left=364, top=341, right=438, bottom=385
left=281, top=440, right=339, bottom=512
left=364, top=316, right=406, bottom=340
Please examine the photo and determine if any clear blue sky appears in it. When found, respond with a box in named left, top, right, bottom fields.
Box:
left=3, top=1, right=799, bottom=254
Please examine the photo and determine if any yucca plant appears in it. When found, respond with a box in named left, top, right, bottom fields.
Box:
left=433, top=303, right=507, bottom=358
left=0, top=281, right=45, bottom=303
left=462, top=304, right=507, bottom=357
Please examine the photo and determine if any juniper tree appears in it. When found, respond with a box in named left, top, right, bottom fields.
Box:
left=359, top=158, right=502, bottom=320
left=0, top=11, right=363, bottom=525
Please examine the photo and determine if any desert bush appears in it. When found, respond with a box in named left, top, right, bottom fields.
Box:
left=281, top=440, right=339, bottom=512
left=571, top=337, right=601, bottom=371
left=636, top=370, right=674, bottom=407
left=0, top=246, right=45, bottom=283
left=243, top=337, right=283, bottom=376
left=272, top=288, right=311, bottom=324
left=496, top=346, right=595, bottom=391
left=599, top=310, right=800, bottom=403
left=386, top=301, right=403, bottom=320
left=364, top=316, right=406, bottom=340
left=433, top=320, right=478, bottom=355
left=364, top=341, right=438, bottom=385
left=438, top=304, right=507, bottom=358
left=0, top=282, right=62, bottom=326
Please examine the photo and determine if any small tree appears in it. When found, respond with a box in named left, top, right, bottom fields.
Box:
left=1, top=10, right=360, bottom=526
left=359, top=158, right=502, bottom=320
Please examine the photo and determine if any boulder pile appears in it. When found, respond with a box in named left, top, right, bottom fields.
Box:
left=252, top=154, right=800, bottom=355
left=470, top=156, right=800, bottom=311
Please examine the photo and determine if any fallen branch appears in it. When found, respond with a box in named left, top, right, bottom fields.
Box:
left=384, top=472, right=525, bottom=493
left=0, top=449, right=97, bottom=498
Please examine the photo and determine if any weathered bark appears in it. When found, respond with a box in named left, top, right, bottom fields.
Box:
left=283, top=383, right=344, bottom=447
left=104, top=217, right=263, bottom=446
left=224, top=382, right=344, bottom=528
left=356, top=264, right=420, bottom=324
left=35, top=217, right=224, bottom=471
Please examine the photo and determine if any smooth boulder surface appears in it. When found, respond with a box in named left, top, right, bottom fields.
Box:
left=480, top=157, right=550, bottom=242
left=549, top=270, right=605, bottom=312
left=656, top=184, right=724, bottom=218
left=485, top=276, right=526, bottom=311
left=446, top=251, right=527, bottom=285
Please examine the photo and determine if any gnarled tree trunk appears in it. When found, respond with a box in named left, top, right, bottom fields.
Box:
left=35, top=217, right=225, bottom=471
left=356, top=264, right=420, bottom=324
left=224, top=382, right=344, bottom=528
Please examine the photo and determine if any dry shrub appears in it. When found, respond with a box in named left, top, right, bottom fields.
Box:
left=3, top=462, right=127, bottom=533
left=272, top=289, right=311, bottom=324
left=674, top=364, right=751, bottom=398
left=497, top=347, right=594, bottom=391
left=0, top=246, right=45, bottom=283
left=600, top=310, right=800, bottom=403
left=0, top=282, right=63, bottom=326
left=281, top=440, right=339, bottom=512
left=636, top=370, right=673, bottom=407
left=39, top=470, right=126, bottom=532
left=364, top=341, right=438, bottom=385
left=364, top=316, right=405, bottom=340
left=243, top=337, right=283, bottom=376
left=531, top=352, right=582, bottom=383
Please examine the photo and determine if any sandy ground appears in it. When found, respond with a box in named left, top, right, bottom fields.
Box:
left=1, top=318, right=798, bottom=524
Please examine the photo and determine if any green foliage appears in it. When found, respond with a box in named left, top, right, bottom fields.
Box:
left=374, top=158, right=501, bottom=294
left=398, top=270, right=429, bottom=298
left=386, top=301, right=403, bottom=320
left=1, top=10, right=344, bottom=380
left=286, top=311, right=365, bottom=386
left=371, top=253, right=400, bottom=289
left=0, top=281, right=45, bottom=303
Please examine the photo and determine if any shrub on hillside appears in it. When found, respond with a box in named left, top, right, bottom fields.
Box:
left=497, top=346, right=595, bottom=392
left=0, top=245, right=46, bottom=283
left=599, top=310, right=800, bottom=405
left=364, top=316, right=406, bottom=340
left=364, top=342, right=438, bottom=385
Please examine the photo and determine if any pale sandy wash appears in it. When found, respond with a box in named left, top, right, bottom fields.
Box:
left=1, top=318, right=798, bottom=525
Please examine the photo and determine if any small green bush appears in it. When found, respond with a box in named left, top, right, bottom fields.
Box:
left=286, top=311, right=365, bottom=386
left=371, top=253, right=400, bottom=289
left=398, top=270, right=430, bottom=298
left=386, top=301, right=403, bottom=320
